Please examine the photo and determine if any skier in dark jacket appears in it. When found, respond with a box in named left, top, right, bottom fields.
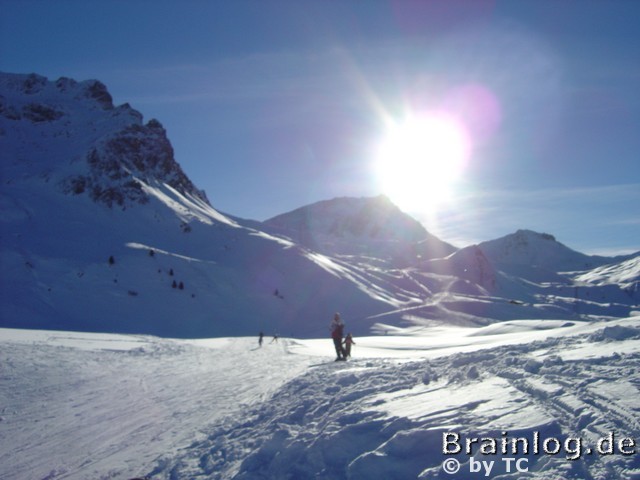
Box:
left=330, top=312, right=347, bottom=361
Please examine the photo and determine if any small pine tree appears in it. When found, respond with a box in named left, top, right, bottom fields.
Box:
left=149, top=249, right=155, bottom=257
left=108, top=255, right=115, bottom=265
left=172, top=280, right=177, bottom=289
left=179, top=281, right=184, bottom=290
left=169, top=268, right=174, bottom=276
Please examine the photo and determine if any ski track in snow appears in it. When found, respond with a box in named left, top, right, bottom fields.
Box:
left=0, top=332, right=311, bottom=480
left=1, top=318, right=640, bottom=480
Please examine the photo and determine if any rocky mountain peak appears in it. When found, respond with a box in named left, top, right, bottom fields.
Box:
left=81, top=79, right=114, bottom=109
left=62, top=119, right=198, bottom=208
left=0, top=72, right=207, bottom=209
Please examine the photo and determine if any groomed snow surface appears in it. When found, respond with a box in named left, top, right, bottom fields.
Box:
left=2, top=317, right=640, bottom=480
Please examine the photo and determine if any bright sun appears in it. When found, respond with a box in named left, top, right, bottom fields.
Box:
left=374, top=112, right=471, bottom=214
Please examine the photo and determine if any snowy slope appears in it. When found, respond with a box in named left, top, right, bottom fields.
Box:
left=576, top=255, right=640, bottom=291
left=0, top=329, right=312, bottom=480
left=2, top=317, right=639, bottom=479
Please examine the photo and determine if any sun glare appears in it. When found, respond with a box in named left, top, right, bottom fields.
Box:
left=375, top=112, right=471, bottom=214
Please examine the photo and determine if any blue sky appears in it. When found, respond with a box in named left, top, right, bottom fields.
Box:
left=1, top=0, right=639, bottom=255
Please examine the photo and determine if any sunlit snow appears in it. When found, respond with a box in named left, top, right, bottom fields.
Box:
left=2, top=316, right=639, bottom=479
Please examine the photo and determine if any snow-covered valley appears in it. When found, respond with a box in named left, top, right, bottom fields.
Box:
left=2, top=316, right=639, bottom=479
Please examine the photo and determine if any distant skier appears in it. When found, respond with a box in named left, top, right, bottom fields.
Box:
left=270, top=334, right=279, bottom=344
left=330, top=312, right=347, bottom=361
left=343, top=333, right=356, bottom=358
left=259, top=331, right=264, bottom=347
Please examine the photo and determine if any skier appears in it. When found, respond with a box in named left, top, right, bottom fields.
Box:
left=330, top=312, right=347, bottom=361
left=343, top=333, right=356, bottom=358
left=259, top=331, right=264, bottom=347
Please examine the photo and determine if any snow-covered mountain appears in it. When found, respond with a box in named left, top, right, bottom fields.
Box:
left=0, top=72, right=406, bottom=337
left=1, top=72, right=638, bottom=338
left=263, top=195, right=456, bottom=266
left=405, top=233, right=640, bottom=327
left=475, top=230, right=640, bottom=315
left=477, top=229, right=631, bottom=278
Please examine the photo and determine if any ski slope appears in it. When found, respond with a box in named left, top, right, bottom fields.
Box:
left=1, top=316, right=640, bottom=479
